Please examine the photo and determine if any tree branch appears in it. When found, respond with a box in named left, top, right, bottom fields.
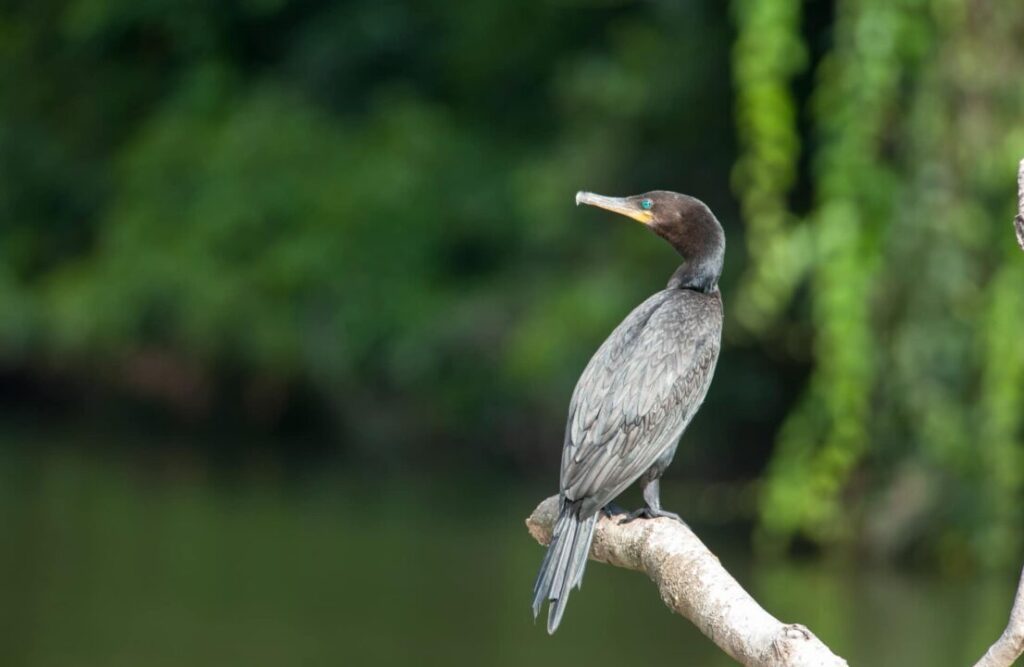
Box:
left=526, top=496, right=848, bottom=667
left=972, top=565, right=1024, bottom=667
left=1015, top=158, right=1024, bottom=252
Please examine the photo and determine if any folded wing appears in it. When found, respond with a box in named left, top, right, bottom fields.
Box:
left=560, top=290, right=721, bottom=514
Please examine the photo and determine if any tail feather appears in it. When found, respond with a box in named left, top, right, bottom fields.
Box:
left=531, top=540, right=557, bottom=618
left=531, top=503, right=598, bottom=634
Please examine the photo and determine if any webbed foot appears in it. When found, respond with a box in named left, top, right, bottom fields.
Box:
left=601, top=502, right=627, bottom=518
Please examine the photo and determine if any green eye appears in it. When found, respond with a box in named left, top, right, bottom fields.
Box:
left=641, top=199, right=653, bottom=210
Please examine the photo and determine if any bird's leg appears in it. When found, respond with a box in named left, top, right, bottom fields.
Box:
left=619, top=478, right=686, bottom=526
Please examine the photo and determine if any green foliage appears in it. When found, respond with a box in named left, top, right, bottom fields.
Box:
left=730, top=0, right=810, bottom=333
left=736, top=0, right=1024, bottom=565
left=0, top=0, right=735, bottom=458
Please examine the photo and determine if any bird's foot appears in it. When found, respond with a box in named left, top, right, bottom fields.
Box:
left=618, top=506, right=687, bottom=526
left=600, top=502, right=627, bottom=518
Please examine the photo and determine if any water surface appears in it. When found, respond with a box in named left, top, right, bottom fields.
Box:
left=0, top=447, right=1016, bottom=666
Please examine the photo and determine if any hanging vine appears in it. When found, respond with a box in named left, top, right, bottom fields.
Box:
left=733, top=0, right=1024, bottom=564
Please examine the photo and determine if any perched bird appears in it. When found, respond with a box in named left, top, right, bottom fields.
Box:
left=532, top=190, right=725, bottom=634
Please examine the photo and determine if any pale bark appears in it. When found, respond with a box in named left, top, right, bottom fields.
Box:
left=528, top=495, right=1024, bottom=667
left=1016, top=159, right=1024, bottom=252
left=526, top=496, right=848, bottom=667
left=972, top=565, right=1024, bottom=667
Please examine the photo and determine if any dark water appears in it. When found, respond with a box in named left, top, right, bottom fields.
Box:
left=0, top=447, right=1017, bottom=666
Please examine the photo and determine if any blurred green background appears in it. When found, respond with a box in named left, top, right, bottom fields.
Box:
left=3, top=0, right=1024, bottom=665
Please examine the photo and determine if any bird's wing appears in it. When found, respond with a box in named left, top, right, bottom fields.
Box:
left=560, top=291, right=720, bottom=509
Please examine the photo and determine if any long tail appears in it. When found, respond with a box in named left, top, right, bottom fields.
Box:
left=531, top=501, right=598, bottom=634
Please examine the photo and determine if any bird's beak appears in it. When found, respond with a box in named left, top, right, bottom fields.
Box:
left=575, top=191, right=653, bottom=225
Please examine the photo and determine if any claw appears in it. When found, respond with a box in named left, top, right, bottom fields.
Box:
left=618, top=507, right=687, bottom=526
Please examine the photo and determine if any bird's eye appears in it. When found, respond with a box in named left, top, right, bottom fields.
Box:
left=640, top=199, right=653, bottom=210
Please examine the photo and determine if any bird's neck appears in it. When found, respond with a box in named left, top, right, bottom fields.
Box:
left=667, top=261, right=720, bottom=293
left=666, top=234, right=724, bottom=292
left=656, top=216, right=725, bottom=293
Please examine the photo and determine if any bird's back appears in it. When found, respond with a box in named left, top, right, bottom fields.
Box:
left=560, top=288, right=722, bottom=515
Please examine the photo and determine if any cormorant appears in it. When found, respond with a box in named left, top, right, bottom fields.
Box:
left=531, top=190, right=725, bottom=634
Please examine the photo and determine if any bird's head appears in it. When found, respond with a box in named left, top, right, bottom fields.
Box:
left=575, top=190, right=725, bottom=292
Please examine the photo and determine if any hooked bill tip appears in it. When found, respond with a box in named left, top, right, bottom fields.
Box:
left=575, top=191, right=586, bottom=206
